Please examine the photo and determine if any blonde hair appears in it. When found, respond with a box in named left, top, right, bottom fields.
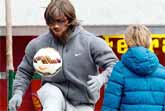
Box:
left=124, top=24, right=152, bottom=48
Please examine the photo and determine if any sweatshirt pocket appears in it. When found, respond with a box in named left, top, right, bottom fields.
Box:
left=86, top=86, right=100, bottom=104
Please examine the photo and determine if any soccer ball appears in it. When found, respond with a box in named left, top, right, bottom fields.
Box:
left=33, top=47, right=62, bottom=77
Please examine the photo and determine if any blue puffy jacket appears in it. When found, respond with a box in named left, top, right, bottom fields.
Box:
left=102, top=46, right=165, bottom=111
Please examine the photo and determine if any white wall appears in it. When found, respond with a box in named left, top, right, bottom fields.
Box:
left=0, top=0, right=48, bottom=26
left=0, top=0, right=165, bottom=26
left=0, top=0, right=5, bottom=26
left=73, top=0, right=165, bottom=25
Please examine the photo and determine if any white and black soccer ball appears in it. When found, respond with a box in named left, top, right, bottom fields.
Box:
left=33, top=47, right=62, bottom=77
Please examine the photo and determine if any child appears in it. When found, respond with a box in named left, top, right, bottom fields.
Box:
left=101, top=25, right=165, bottom=111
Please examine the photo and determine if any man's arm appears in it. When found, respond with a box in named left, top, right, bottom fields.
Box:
left=13, top=39, right=36, bottom=95
left=87, top=36, right=118, bottom=95
left=91, top=36, right=118, bottom=84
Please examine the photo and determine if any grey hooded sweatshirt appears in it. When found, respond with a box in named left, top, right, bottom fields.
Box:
left=13, top=25, right=118, bottom=105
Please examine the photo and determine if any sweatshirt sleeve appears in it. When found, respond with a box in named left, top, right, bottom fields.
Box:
left=101, top=62, right=124, bottom=111
left=90, top=36, right=118, bottom=83
left=13, top=39, right=36, bottom=95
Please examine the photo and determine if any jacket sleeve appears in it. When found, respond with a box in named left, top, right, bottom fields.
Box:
left=13, top=39, right=36, bottom=95
left=101, top=62, right=124, bottom=111
left=90, top=36, right=118, bottom=83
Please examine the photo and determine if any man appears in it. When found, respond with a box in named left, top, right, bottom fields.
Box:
left=9, top=0, right=118, bottom=111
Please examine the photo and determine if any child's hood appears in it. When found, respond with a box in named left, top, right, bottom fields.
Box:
left=121, top=46, right=159, bottom=76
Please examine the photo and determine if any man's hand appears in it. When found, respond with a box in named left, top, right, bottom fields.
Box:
left=9, top=91, right=23, bottom=111
left=87, top=75, right=105, bottom=93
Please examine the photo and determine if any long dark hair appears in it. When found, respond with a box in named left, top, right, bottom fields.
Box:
left=44, top=0, right=79, bottom=30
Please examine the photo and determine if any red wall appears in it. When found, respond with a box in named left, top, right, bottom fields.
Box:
left=0, top=80, right=7, bottom=111
left=0, top=36, right=36, bottom=72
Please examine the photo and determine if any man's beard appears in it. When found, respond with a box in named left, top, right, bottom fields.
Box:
left=50, top=28, right=73, bottom=45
